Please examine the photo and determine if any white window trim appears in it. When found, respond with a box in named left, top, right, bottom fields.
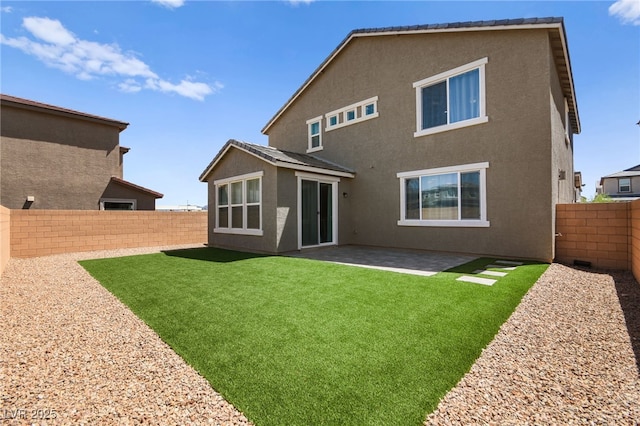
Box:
left=306, top=116, right=323, bottom=153
left=100, top=198, right=136, bottom=210
left=214, top=171, right=264, bottom=236
left=619, top=178, right=631, bottom=193
left=413, top=57, right=488, bottom=138
left=295, top=171, right=340, bottom=250
left=325, top=96, right=379, bottom=132
left=397, top=162, right=490, bottom=228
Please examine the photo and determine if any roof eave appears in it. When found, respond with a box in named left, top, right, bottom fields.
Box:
left=199, top=141, right=355, bottom=182
left=261, top=19, right=580, bottom=135
left=0, top=95, right=129, bottom=131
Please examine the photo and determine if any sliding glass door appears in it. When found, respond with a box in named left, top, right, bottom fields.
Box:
left=300, top=179, right=334, bottom=247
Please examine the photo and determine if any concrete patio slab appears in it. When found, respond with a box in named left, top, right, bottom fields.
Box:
left=287, top=245, right=476, bottom=277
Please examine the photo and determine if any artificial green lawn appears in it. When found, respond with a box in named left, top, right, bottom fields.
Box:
left=80, top=248, right=547, bottom=426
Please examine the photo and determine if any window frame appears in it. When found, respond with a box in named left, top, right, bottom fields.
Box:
left=413, top=57, right=488, bottom=138
left=619, top=177, right=631, bottom=193
left=325, top=96, right=379, bottom=131
left=100, top=198, right=136, bottom=210
left=397, top=162, right=490, bottom=227
left=307, top=116, right=323, bottom=153
left=214, top=171, right=263, bottom=236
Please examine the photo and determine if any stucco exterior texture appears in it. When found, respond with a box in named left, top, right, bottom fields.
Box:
left=206, top=27, right=577, bottom=261
left=0, top=103, right=157, bottom=210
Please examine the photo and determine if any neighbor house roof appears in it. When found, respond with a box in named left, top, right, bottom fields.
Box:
left=600, top=165, right=640, bottom=182
left=262, top=17, right=580, bottom=135
left=109, top=176, right=164, bottom=198
left=199, top=139, right=355, bottom=182
left=0, top=94, right=129, bottom=131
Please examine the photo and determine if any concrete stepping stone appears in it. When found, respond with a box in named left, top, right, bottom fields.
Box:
left=473, top=269, right=507, bottom=277
left=457, top=276, right=496, bottom=286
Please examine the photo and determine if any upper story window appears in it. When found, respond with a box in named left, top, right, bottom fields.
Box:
left=619, top=178, right=631, bottom=193
left=307, top=116, right=323, bottom=153
left=564, top=98, right=571, bottom=145
left=215, top=171, right=263, bottom=236
left=325, top=96, right=379, bottom=131
left=397, top=162, right=489, bottom=227
left=413, top=57, right=488, bottom=138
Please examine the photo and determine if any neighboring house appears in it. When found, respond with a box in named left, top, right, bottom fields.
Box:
left=200, top=17, right=581, bottom=261
left=0, top=94, right=163, bottom=210
left=597, top=165, right=640, bottom=201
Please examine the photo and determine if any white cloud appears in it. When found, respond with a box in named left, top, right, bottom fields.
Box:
left=609, top=0, right=640, bottom=25
left=23, top=16, right=75, bottom=45
left=151, top=0, right=185, bottom=9
left=1, top=6, right=13, bottom=13
left=1, top=16, right=219, bottom=101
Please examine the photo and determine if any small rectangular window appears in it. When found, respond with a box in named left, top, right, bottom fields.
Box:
left=364, top=103, right=375, bottom=116
left=346, top=109, right=356, bottom=121
left=324, top=96, right=378, bottom=132
left=307, top=116, right=323, bottom=152
left=619, top=178, right=631, bottom=193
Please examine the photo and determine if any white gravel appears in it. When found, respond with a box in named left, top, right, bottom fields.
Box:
left=2, top=247, right=639, bottom=424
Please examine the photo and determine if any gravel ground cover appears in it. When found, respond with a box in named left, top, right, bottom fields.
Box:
left=1, top=246, right=639, bottom=425
left=427, top=263, right=640, bottom=425
left=1, top=245, right=252, bottom=426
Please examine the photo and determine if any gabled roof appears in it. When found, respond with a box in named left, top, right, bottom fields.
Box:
left=199, top=139, right=355, bottom=182
left=262, top=17, right=580, bottom=135
left=601, top=165, right=640, bottom=180
left=109, top=176, right=164, bottom=198
left=0, top=94, right=129, bottom=131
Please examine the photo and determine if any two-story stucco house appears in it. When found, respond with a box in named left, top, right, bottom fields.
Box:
left=200, top=17, right=581, bottom=261
left=597, top=165, right=640, bottom=201
left=0, top=94, right=163, bottom=210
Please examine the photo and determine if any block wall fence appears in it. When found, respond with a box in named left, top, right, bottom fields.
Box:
left=1, top=205, right=638, bottom=283
left=7, top=210, right=207, bottom=261
left=555, top=200, right=640, bottom=282
left=0, top=206, right=10, bottom=276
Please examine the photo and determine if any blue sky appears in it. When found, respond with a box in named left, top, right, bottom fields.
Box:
left=1, top=1, right=638, bottom=206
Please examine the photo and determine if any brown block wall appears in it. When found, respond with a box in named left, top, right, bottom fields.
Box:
left=10, top=210, right=207, bottom=258
left=555, top=203, right=631, bottom=270
left=0, top=205, right=10, bottom=275
left=631, top=200, right=640, bottom=283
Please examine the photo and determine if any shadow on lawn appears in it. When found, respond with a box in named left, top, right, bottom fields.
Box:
left=162, top=247, right=269, bottom=263
left=610, top=269, right=640, bottom=373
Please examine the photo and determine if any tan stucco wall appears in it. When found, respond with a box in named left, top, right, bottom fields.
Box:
left=205, top=148, right=279, bottom=253
left=267, top=29, right=567, bottom=260
left=102, top=182, right=157, bottom=210
left=602, top=175, right=640, bottom=197
left=10, top=210, right=207, bottom=258
left=1, top=105, right=122, bottom=209
left=0, top=205, right=10, bottom=276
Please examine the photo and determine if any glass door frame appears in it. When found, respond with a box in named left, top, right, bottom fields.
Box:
left=296, top=171, right=340, bottom=250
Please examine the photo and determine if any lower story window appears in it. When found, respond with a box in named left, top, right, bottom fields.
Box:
left=214, top=171, right=263, bottom=236
left=100, top=198, right=136, bottom=210
left=397, top=162, right=489, bottom=227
